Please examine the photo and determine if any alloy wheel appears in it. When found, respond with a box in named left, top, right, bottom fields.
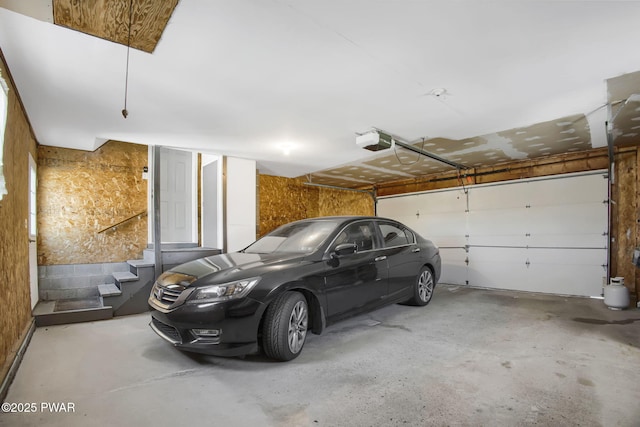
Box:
left=287, top=300, right=308, bottom=354
left=418, top=269, right=434, bottom=302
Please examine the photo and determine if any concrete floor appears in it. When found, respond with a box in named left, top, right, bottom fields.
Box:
left=1, top=285, right=639, bottom=427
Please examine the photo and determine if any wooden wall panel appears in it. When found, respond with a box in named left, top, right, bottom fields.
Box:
left=318, top=187, right=374, bottom=217
left=258, top=175, right=374, bottom=236
left=0, top=54, right=38, bottom=382
left=611, top=148, right=638, bottom=302
left=38, top=141, right=148, bottom=265
left=376, top=149, right=609, bottom=197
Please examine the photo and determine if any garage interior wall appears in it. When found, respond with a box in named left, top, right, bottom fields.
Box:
left=611, top=147, right=640, bottom=304
left=0, top=51, right=37, bottom=387
left=37, top=142, right=148, bottom=266
left=257, top=175, right=375, bottom=236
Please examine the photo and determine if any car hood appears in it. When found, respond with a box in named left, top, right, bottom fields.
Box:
left=167, top=251, right=307, bottom=285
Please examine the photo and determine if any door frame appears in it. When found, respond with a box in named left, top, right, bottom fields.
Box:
left=28, top=153, right=38, bottom=309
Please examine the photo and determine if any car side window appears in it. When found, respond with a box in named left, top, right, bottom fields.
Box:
left=333, top=222, right=377, bottom=252
left=379, top=223, right=413, bottom=247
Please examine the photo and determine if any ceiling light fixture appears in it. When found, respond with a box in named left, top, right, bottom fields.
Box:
left=122, top=0, right=133, bottom=119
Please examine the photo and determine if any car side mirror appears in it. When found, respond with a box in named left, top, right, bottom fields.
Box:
left=333, top=242, right=357, bottom=257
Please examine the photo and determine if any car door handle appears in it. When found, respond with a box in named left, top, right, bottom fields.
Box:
left=375, top=256, right=387, bottom=262
left=412, top=248, right=420, bottom=253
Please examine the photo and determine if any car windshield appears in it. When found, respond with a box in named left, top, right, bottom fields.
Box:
left=244, top=220, right=339, bottom=254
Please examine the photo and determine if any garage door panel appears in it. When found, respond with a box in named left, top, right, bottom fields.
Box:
left=526, top=174, right=607, bottom=206
left=468, top=209, right=528, bottom=237
left=377, top=196, right=416, bottom=215
left=433, top=236, right=467, bottom=248
left=469, top=184, right=531, bottom=210
left=468, top=235, right=526, bottom=246
left=438, top=248, right=467, bottom=286
left=527, top=204, right=607, bottom=235
left=378, top=171, right=608, bottom=296
left=469, top=247, right=527, bottom=263
left=527, top=233, right=607, bottom=248
left=468, top=248, right=529, bottom=290
left=527, top=248, right=606, bottom=266
left=419, top=212, right=467, bottom=238
left=412, top=191, right=467, bottom=214
left=378, top=191, right=466, bottom=216
left=526, top=263, right=605, bottom=296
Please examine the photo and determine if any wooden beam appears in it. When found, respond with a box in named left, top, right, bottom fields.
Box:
left=376, top=148, right=609, bottom=197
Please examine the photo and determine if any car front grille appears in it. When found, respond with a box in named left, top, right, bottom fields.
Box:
left=151, top=318, right=182, bottom=344
left=152, top=282, right=187, bottom=307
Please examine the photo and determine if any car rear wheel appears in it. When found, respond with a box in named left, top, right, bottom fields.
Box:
left=408, top=266, right=435, bottom=306
left=262, top=291, right=308, bottom=361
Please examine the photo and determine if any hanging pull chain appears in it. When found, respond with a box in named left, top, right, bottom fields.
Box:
left=122, top=0, right=133, bottom=118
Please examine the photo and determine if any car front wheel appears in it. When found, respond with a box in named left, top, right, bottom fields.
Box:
left=262, top=291, right=308, bottom=361
left=408, top=266, right=435, bottom=306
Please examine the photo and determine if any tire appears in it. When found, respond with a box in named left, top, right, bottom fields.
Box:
left=408, top=266, right=435, bottom=306
left=262, top=291, right=308, bottom=361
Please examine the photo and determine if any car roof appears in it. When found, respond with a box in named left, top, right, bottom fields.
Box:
left=291, top=216, right=396, bottom=224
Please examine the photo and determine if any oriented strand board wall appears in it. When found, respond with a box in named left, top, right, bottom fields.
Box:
left=258, top=175, right=374, bottom=236
left=0, top=54, right=38, bottom=381
left=611, top=148, right=639, bottom=303
left=317, top=186, right=374, bottom=217
left=38, top=141, right=148, bottom=265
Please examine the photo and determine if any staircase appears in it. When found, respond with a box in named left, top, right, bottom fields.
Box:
left=33, top=245, right=221, bottom=326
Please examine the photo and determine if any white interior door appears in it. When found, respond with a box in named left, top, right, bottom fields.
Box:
left=28, top=153, right=38, bottom=309
left=160, top=147, right=194, bottom=243
left=377, top=171, right=608, bottom=297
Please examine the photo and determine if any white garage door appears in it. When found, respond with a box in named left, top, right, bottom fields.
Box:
left=377, top=171, right=608, bottom=297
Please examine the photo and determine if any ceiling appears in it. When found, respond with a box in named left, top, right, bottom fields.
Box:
left=1, top=1, right=640, bottom=189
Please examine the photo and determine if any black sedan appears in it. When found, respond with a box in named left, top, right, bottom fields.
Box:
left=148, top=216, right=441, bottom=361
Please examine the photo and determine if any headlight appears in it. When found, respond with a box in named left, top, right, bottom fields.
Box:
left=188, top=277, right=261, bottom=304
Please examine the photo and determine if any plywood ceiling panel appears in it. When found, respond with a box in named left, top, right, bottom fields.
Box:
left=53, top=0, right=178, bottom=53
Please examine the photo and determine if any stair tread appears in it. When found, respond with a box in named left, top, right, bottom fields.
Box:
left=113, top=271, right=138, bottom=282
left=98, top=283, right=122, bottom=297
left=128, top=259, right=154, bottom=268
left=34, top=304, right=113, bottom=326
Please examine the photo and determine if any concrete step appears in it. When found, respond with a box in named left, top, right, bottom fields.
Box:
left=98, top=283, right=122, bottom=297
left=33, top=299, right=113, bottom=327
left=128, top=259, right=154, bottom=269
left=113, top=271, right=138, bottom=283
